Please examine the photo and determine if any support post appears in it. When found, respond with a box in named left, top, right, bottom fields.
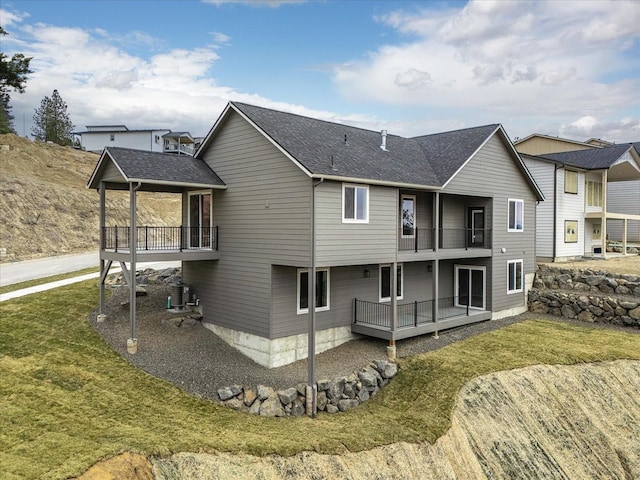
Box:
left=623, top=218, right=628, bottom=255
left=601, top=170, right=608, bottom=257
left=99, top=182, right=106, bottom=317
left=128, top=182, right=138, bottom=354
left=434, top=192, right=440, bottom=251
left=432, top=259, right=439, bottom=338
left=391, top=261, right=398, bottom=333
left=387, top=339, right=396, bottom=362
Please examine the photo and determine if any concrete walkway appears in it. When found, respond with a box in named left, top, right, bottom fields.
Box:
left=0, top=259, right=180, bottom=302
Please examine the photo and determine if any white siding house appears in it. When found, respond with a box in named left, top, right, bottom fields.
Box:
left=518, top=137, right=640, bottom=261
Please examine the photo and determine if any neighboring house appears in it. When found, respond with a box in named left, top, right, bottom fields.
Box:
left=88, top=102, right=543, bottom=369
left=77, top=125, right=199, bottom=155
left=516, top=136, right=640, bottom=261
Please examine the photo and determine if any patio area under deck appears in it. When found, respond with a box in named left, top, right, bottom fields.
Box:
left=352, top=298, right=492, bottom=341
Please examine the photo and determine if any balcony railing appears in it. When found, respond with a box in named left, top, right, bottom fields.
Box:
left=102, top=226, right=218, bottom=252
left=353, top=297, right=475, bottom=330
left=163, top=144, right=195, bottom=155
left=399, top=228, right=491, bottom=252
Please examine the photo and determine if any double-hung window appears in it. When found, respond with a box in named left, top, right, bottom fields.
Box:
left=586, top=181, right=602, bottom=207
left=297, top=268, right=330, bottom=314
left=379, top=264, right=403, bottom=302
left=343, top=184, right=368, bottom=223
left=508, top=199, right=524, bottom=232
left=507, top=259, right=523, bottom=294
left=564, top=170, right=578, bottom=194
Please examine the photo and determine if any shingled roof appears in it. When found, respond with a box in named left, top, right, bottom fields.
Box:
left=221, top=102, right=509, bottom=189
left=539, top=144, right=637, bottom=170
left=87, top=147, right=226, bottom=191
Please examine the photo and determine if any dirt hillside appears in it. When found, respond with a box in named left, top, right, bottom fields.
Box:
left=78, top=360, right=640, bottom=479
left=0, top=134, right=180, bottom=262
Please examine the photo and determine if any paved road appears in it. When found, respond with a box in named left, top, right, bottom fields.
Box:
left=0, top=251, right=99, bottom=286
left=0, top=253, right=181, bottom=302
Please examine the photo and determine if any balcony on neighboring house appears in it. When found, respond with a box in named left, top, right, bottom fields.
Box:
left=163, top=132, right=196, bottom=156
left=352, top=296, right=491, bottom=341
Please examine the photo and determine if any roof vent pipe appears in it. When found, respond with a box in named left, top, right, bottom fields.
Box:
left=380, top=129, right=388, bottom=151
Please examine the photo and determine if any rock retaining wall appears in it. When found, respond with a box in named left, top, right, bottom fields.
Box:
left=217, top=360, right=398, bottom=417
left=528, top=266, right=640, bottom=328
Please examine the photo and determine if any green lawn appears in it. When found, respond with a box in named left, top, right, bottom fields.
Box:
left=1, top=280, right=639, bottom=479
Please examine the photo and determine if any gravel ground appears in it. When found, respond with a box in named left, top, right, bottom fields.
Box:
left=88, top=284, right=637, bottom=403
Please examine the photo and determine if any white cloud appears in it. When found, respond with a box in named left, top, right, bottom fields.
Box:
left=0, top=8, right=28, bottom=27
left=335, top=0, right=640, bottom=141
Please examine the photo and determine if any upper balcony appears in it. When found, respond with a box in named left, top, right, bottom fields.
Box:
left=397, top=227, right=492, bottom=261
left=101, top=225, right=220, bottom=262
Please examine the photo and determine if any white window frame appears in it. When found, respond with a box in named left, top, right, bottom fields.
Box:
left=379, top=264, right=403, bottom=302
left=507, top=198, right=524, bottom=232
left=187, top=190, right=213, bottom=249
left=342, top=184, right=369, bottom=223
left=401, top=194, right=416, bottom=238
left=454, top=265, right=486, bottom=310
left=297, top=268, right=330, bottom=315
left=507, top=259, right=523, bottom=294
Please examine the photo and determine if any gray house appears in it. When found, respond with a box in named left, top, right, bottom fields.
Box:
left=88, top=102, right=543, bottom=368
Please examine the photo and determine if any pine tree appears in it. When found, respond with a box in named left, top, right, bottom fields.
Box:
left=0, top=26, right=33, bottom=134
left=32, top=89, right=74, bottom=145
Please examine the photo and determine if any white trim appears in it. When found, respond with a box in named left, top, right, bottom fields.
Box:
left=507, top=259, right=524, bottom=294
left=454, top=265, right=486, bottom=310
left=379, top=264, right=403, bottom=302
left=507, top=198, right=524, bottom=232
left=187, top=190, right=213, bottom=249
left=342, top=183, right=369, bottom=223
left=297, top=268, right=330, bottom=315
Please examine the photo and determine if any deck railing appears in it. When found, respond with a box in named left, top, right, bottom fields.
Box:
left=399, top=228, right=491, bottom=252
left=102, top=226, right=218, bottom=252
left=354, top=296, right=473, bottom=329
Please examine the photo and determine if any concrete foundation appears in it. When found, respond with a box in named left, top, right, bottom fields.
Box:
left=202, top=323, right=358, bottom=368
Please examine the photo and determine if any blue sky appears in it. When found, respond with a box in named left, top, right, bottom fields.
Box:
left=1, top=0, right=638, bottom=142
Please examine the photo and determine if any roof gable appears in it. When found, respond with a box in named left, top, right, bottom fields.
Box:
left=87, top=147, right=226, bottom=190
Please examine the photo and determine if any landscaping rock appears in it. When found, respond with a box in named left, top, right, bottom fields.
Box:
left=277, top=387, right=298, bottom=405
left=259, top=396, right=284, bottom=417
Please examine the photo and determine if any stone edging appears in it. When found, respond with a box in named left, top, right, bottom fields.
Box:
left=216, top=360, right=398, bottom=417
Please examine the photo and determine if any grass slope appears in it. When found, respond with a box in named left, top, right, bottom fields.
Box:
left=1, top=281, right=639, bottom=479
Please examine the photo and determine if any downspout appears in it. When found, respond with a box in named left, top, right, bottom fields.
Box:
left=307, top=177, right=323, bottom=417
left=128, top=181, right=143, bottom=354
left=553, top=164, right=559, bottom=261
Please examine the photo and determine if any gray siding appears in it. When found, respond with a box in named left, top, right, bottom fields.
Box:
left=315, top=181, right=397, bottom=266
left=102, top=160, right=125, bottom=183
left=607, top=181, right=640, bottom=241
left=184, top=111, right=311, bottom=338
left=443, top=134, right=537, bottom=313
left=270, top=262, right=434, bottom=339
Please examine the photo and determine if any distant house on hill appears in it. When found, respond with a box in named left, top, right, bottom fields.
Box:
left=76, top=125, right=201, bottom=156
